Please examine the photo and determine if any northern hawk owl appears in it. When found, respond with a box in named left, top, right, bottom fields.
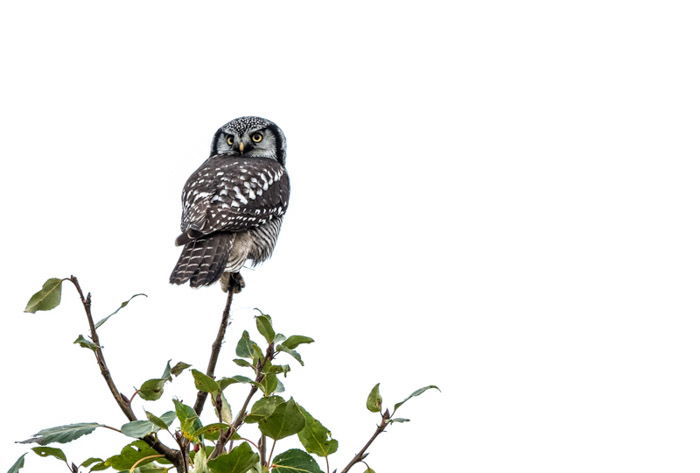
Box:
left=170, top=116, right=290, bottom=291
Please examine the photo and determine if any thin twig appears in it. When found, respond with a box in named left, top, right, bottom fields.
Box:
left=129, top=454, right=165, bottom=473
left=194, top=286, right=235, bottom=416
left=267, top=439, right=277, bottom=467
left=339, top=410, right=391, bottom=473
left=67, top=276, right=135, bottom=421
left=67, top=276, right=185, bottom=473
left=212, top=343, right=275, bottom=458
left=212, top=384, right=258, bottom=458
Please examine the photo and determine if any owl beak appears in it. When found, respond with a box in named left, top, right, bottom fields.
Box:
left=239, top=142, right=246, bottom=153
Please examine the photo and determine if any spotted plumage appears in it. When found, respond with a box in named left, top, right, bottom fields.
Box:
left=170, top=116, right=290, bottom=290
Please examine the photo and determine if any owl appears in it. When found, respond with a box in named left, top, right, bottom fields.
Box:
left=169, top=116, right=290, bottom=292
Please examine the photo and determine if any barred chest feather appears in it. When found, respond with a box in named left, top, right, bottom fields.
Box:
left=225, top=217, right=284, bottom=272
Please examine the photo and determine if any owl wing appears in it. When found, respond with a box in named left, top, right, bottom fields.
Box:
left=177, top=156, right=289, bottom=244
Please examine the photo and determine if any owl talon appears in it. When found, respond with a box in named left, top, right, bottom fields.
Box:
left=220, top=272, right=245, bottom=293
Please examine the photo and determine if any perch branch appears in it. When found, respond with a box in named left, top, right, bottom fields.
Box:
left=193, top=286, right=235, bottom=416
left=67, top=276, right=185, bottom=472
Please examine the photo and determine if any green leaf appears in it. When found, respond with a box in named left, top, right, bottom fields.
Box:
left=233, top=358, right=252, bottom=368
left=280, top=335, right=314, bottom=350
left=80, top=458, right=103, bottom=468
left=220, top=392, right=233, bottom=424
left=19, top=422, right=101, bottom=445
left=363, top=468, right=376, bottom=473
left=259, top=398, right=306, bottom=440
left=192, top=423, right=229, bottom=438
left=161, top=360, right=174, bottom=380
left=31, top=446, right=67, bottom=461
left=173, top=400, right=203, bottom=442
left=219, top=375, right=257, bottom=391
left=120, top=420, right=157, bottom=438
left=245, top=396, right=285, bottom=424
left=366, top=383, right=382, bottom=413
left=145, top=411, right=175, bottom=431
left=138, top=463, right=171, bottom=473
left=138, top=378, right=167, bottom=401
left=189, top=446, right=215, bottom=463
left=139, top=361, right=189, bottom=401
left=297, top=407, right=338, bottom=457
left=208, top=442, right=259, bottom=473
left=393, top=385, right=440, bottom=412
left=24, top=278, right=63, bottom=313
left=255, top=314, right=276, bottom=344
left=104, top=440, right=159, bottom=470
left=159, top=411, right=177, bottom=425
left=73, top=334, right=98, bottom=351
left=268, top=364, right=291, bottom=376
left=192, top=369, right=220, bottom=393
left=87, top=460, right=109, bottom=471
left=277, top=345, right=304, bottom=366
left=260, top=372, right=279, bottom=396
left=389, top=418, right=410, bottom=423
left=271, top=449, right=323, bottom=473
left=192, top=448, right=209, bottom=473
left=94, top=293, right=147, bottom=329
left=171, top=361, right=191, bottom=377
left=80, top=457, right=107, bottom=471
left=7, top=454, right=26, bottom=473
left=235, top=331, right=262, bottom=359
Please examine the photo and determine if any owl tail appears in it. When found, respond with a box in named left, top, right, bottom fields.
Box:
left=169, top=233, right=234, bottom=287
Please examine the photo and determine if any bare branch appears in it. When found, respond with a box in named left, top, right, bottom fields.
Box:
left=67, top=276, right=185, bottom=473
left=259, top=435, right=267, bottom=468
left=193, top=286, right=235, bottom=415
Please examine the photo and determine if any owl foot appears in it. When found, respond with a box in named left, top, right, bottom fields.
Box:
left=220, top=272, right=245, bottom=293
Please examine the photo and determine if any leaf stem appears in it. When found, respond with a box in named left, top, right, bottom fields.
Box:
left=129, top=454, right=165, bottom=473
left=193, top=286, right=235, bottom=416
left=128, top=389, right=140, bottom=405
left=239, top=436, right=264, bottom=456
left=99, top=424, right=123, bottom=434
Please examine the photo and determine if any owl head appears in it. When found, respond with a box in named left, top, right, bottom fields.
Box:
left=210, top=116, right=287, bottom=166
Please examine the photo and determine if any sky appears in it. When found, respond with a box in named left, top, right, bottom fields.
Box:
left=1, top=1, right=699, bottom=472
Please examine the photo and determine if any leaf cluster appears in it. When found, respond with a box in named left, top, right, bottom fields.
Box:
left=10, top=277, right=439, bottom=473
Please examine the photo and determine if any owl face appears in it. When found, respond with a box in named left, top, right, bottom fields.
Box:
left=210, top=116, right=286, bottom=166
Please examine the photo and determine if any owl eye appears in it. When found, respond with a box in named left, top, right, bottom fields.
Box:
left=251, top=132, right=263, bottom=143
left=226, top=136, right=235, bottom=146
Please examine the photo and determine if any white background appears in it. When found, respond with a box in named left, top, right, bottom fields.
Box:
left=1, top=1, right=699, bottom=472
